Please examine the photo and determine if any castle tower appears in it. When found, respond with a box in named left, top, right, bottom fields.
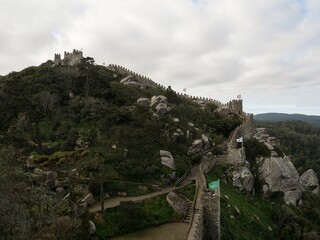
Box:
left=53, top=53, right=61, bottom=65
left=229, top=99, right=243, bottom=115
left=62, top=49, right=83, bottom=66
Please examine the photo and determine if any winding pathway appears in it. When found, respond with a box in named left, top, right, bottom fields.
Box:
left=88, top=167, right=199, bottom=213
left=88, top=164, right=207, bottom=240
left=187, top=165, right=205, bottom=240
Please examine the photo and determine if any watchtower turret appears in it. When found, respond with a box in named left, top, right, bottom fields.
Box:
left=53, top=53, right=61, bottom=65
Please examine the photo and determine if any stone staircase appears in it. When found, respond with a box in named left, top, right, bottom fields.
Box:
left=183, top=201, right=194, bottom=223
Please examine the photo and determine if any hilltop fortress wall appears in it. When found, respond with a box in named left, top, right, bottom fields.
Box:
left=53, top=49, right=83, bottom=66
left=192, top=157, right=221, bottom=240
left=107, top=64, right=243, bottom=114
left=107, top=64, right=164, bottom=89
left=51, top=51, right=243, bottom=115
left=226, top=114, right=254, bottom=165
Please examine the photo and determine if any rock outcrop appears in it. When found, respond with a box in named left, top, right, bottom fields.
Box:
left=214, top=106, right=231, bottom=117
left=88, top=220, right=96, bottom=235
left=150, top=95, right=167, bottom=106
left=232, top=167, right=254, bottom=192
left=136, top=95, right=171, bottom=115
left=166, top=191, right=188, bottom=213
left=188, top=134, right=213, bottom=156
left=300, top=169, right=319, bottom=195
left=120, top=75, right=142, bottom=87
left=160, top=150, right=175, bottom=170
left=251, top=127, right=302, bottom=205
left=258, top=156, right=302, bottom=205
left=137, top=98, right=151, bottom=107
left=151, top=95, right=171, bottom=114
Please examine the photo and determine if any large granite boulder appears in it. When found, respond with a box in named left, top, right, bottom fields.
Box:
left=160, top=150, right=175, bottom=170
left=254, top=128, right=269, bottom=141
left=137, top=98, right=150, bottom=107
left=300, top=169, right=319, bottom=195
left=120, top=75, right=142, bottom=87
left=150, top=95, right=167, bottom=106
left=188, top=139, right=203, bottom=155
left=202, top=134, right=211, bottom=150
left=215, top=106, right=231, bottom=117
left=259, top=156, right=302, bottom=205
left=150, top=95, right=170, bottom=114
left=284, top=190, right=302, bottom=205
left=88, top=220, right=96, bottom=235
left=232, top=167, right=254, bottom=192
left=166, top=192, right=188, bottom=213
left=187, top=134, right=213, bottom=155
left=155, top=102, right=168, bottom=114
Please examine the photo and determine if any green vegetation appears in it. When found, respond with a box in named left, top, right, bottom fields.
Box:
left=254, top=113, right=320, bottom=128
left=256, top=121, right=320, bottom=179
left=205, top=165, right=274, bottom=240
left=89, top=180, right=154, bottom=198
left=96, top=195, right=181, bottom=239
left=175, top=182, right=196, bottom=201
left=0, top=59, right=245, bottom=238
left=244, top=138, right=271, bottom=192
left=206, top=164, right=320, bottom=239
left=0, top=60, right=242, bottom=187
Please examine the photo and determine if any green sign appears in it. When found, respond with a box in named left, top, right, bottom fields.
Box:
left=208, top=179, right=220, bottom=190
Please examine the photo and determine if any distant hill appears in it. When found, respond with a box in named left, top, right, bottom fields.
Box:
left=254, top=113, right=320, bottom=128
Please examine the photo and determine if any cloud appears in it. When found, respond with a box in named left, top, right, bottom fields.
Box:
left=1, top=0, right=319, bottom=115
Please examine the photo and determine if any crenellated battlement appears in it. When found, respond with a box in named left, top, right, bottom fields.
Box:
left=53, top=53, right=61, bottom=65
left=53, top=57, right=244, bottom=115
left=106, top=64, right=245, bottom=111
left=226, top=99, right=243, bottom=115
left=53, top=49, right=83, bottom=66
left=107, top=64, right=162, bottom=89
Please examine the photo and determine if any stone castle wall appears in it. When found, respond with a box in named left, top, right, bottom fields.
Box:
left=192, top=157, right=221, bottom=240
left=193, top=198, right=204, bottom=240
left=53, top=49, right=83, bottom=66
left=106, top=64, right=245, bottom=112
left=203, top=191, right=220, bottom=240
left=107, top=64, right=164, bottom=89
left=226, top=114, right=254, bottom=165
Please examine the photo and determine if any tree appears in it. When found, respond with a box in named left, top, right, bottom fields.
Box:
left=0, top=146, right=55, bottom=239
left=33, top=90, right=59, bottom=116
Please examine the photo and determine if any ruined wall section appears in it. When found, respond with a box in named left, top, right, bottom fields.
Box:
left=226, top=114, right=254, bottom=165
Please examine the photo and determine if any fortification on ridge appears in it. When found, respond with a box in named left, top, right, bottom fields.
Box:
left=53, top=49, right=83, bottom=66
left=107, top=63, right=244, bottom=115
left=51, top=50, right=244, bottom=115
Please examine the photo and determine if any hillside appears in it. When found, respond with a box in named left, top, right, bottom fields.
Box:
left=1, top=53, right=320, bottom=240
left=0, top=55, right=242, bottom=239
left=255, top=120, right=320, bottom=179
left=254, top=113, right=320, bottom=128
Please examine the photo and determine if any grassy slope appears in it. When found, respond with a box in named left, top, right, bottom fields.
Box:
left=96, top=183, right=196, bottom=239
left=205, top=165, right=275, bottom=240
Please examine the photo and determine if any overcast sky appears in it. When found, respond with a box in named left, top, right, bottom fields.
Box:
left=1, top=0, right=319, bottom=115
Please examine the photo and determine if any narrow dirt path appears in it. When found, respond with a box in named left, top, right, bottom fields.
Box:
left=88, top=169, right=197, bottom=213
left=187, top=165, right=204, bottom=240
